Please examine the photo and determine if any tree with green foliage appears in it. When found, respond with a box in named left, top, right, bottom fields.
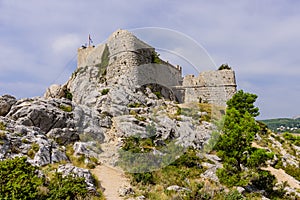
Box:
left=215, top=90, right=274, bottom=187
left=0, top=156, right=44, bottom=200
left=227, top=90, right=260, bottom=117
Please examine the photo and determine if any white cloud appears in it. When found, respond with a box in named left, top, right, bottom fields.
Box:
left=52, top=34, right=81, bottom=55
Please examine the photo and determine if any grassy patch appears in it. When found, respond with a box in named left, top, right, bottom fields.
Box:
left=0, top=122, right=6, bottom=131
left=128, top=102, right=142, bottom=108
left=59, top=104, right=72, bottom=112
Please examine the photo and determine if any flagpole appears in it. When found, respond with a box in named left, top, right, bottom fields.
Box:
left=88, top=34, right=91, bottom=47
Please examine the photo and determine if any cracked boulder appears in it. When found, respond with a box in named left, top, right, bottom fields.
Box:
left=0, top=95, right=16, bottom=116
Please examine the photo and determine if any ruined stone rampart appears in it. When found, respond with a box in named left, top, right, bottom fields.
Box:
left=76, top=29, right=236, bottom=105
left=182, top=69, right=237, bottom=105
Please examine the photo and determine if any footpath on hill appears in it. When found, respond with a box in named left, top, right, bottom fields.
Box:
left=262, top=166, right=300, bottom=189
left=92, top=164, right=130, bottom=200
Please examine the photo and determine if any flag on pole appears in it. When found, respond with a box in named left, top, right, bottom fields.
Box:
left=88, top=34, right=93, bottom=46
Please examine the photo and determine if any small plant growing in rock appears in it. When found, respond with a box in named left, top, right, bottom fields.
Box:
left=135, top=115, right=146, bottom=121
left=128, top=102, right=142, bottom=108
left=59, top=104, right=72, bottom=112
left=0, top=132, right=6, bottom=140
left=27, top=143, right=40, bottom=159
left=64, top=89, right=73, bottom=101
left=218, top=63, right=231, bottom=70
left=27, top=149, right=35, bottom=159
left=101, top=88, right=110, bottom=95
left=153, top=91, right=162, bottom=99
left=0, top=122, right=6, bottom=131
left=151, top=51, right=161, bottom=64
left=32, top=143, right=40, bottom=152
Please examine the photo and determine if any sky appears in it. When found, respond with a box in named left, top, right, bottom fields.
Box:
left=0, top=0, right=299, bottom=119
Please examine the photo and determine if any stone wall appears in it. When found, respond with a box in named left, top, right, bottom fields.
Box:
left=75, top=29, right=236, bottom=106
left=182, top=69, right=237, bottom=105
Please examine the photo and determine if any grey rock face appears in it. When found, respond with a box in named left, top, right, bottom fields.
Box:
left=7, top=97, right=75, bottom=133
left=0, top=117, right=68, bottom=166
left=44, top=84, right=67, bottom=99
left=47, top=128, right=79, bottom=145
left=0, top=95, right=16, bottom=116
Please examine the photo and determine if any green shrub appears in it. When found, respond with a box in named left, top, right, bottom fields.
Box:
left=0, top=157, right=44, bottom=200
left=218, top=63, right=231, bottom=70
left=283, top=133, right=300, bottom=146
left=224, top=189, right=244, bottom=200
left=284, top=164, right=300, bottom=181
left=252, top=170, right=276, bottom=194
left=46, top=173, right=88, bottom=200
left=101, top=88, right=109, bottom=95
left=64, top=89, right=73, bottom=101
left=131, top=172, right=154, bottom=185
left=151, top=51, right=161, bottom=64
left=170, top=148, right=201, bottom=168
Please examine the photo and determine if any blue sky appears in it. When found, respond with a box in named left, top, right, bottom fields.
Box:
left=0, top=0, right=299, bottom=119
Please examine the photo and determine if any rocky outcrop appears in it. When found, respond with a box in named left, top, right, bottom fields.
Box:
left=44, top=84, right=67, bottom=99
left=7, top=97, right=75, bottom=133
left=0, top=95, right=16, bottom=116
left=0, top=117, right=68, bottom=166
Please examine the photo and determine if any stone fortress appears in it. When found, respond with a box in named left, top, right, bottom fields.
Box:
left=77, top=29, right=237, bottom=105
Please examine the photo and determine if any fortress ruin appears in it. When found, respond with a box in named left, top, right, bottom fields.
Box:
left=77, top=30, right=237, bottom=106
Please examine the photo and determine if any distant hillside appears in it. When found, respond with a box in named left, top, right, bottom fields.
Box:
left=260, top=117, right=300, bottom=133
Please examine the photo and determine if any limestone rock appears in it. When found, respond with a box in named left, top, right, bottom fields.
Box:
left=0, top=117, right=68, bottom=166
left=73, top=142, right=101, bottom=158
left=0, top=95, right=16, bottom=116
left=47, top=128, right=79, bottom=145
left=7, top=97, right=75, bottom=133
left=236, top=186, right=245, bottom=194
left=166, top=185, right=190, bottom=192
left=118, top=186, right=134, bottom=196
left=44, top=84, right=67, bottom=99
left=200, top=161, right=222, bottom=182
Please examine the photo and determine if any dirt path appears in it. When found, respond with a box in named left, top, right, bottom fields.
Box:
left=262, top=166, right=300, bottom=189
left=92, top=165, right=130, bottom=200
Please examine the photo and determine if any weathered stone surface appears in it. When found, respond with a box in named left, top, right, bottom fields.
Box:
left=166, top=185, right=190, bottom=192
left=47, top=128, right=79, bottom=145
left=118, top=186, right=134, bottom=196
left=57, top=164, right=97, bottom=192
left=236, top=186, right=246, bottom=194
left=73, top=142, right=101, bottom=158
left=7, top=97, right=75, bottom=133
left=44, top=84, right=67, bottom=99
left=0, top=95, right=16, bottom=116
left=0, top=117, right=68, bottom=166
